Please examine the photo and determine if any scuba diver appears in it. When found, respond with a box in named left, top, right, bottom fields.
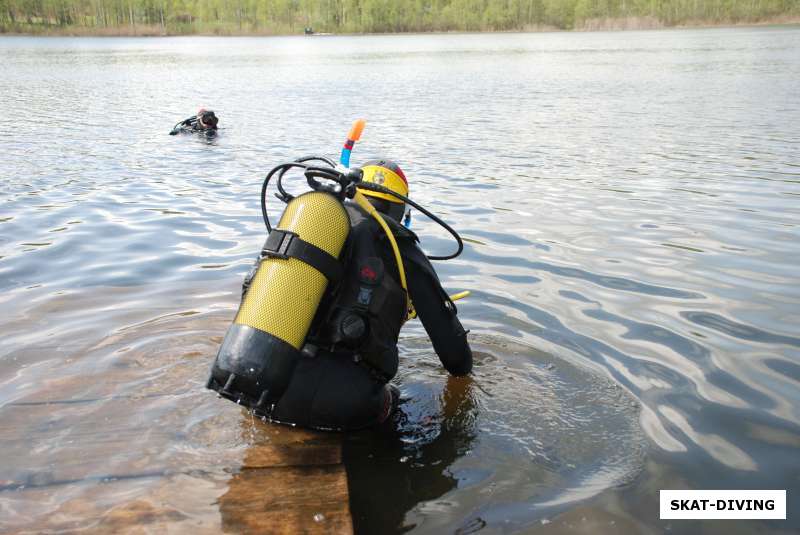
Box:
left=169, top=108, right=219, bottom=135
left=207, top=120, right=472, bottom=431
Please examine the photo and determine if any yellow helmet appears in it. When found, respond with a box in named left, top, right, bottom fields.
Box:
left=358, top=159, right=409, bottom=204
left=357, top=159, right=409, bottom=221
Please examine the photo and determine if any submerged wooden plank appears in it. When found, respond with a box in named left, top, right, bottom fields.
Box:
left=241, top=441, right=342, bottom=469
left=0, top=396, right=353, bottom=534
left=218, top=464, right=353, bottom=535
left=3, top=464, right=352, bottom=535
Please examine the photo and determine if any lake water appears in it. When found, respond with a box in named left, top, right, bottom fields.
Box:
left=1, top=26, right=799, bottom=533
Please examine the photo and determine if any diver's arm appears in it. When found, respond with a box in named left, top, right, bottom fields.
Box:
left=405, top=253, right=473, bottom=376
left=170, top=116, right=197, bottom=135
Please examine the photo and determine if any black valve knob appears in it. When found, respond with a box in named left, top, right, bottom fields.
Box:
left=339, top=313, right=367, bottom=342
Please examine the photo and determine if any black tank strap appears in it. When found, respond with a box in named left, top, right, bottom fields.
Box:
left=262, top=229, right=342, bottom=282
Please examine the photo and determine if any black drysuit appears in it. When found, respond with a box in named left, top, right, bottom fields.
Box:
left=256, top=203, right=473, bottom=431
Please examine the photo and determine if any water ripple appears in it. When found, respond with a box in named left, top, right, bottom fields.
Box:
left=2, top=27, right=800, bottom=532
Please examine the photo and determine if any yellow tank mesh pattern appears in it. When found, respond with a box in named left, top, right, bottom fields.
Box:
left=235, top=192, right=350, bottom=349
left=278, top=191, right=349, bottom=257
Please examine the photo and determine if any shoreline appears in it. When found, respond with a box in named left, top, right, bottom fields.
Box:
left=2, top=16, right=798, bottom=38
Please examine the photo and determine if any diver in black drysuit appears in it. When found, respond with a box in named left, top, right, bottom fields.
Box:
left=170, top=109, right=219, bottom=135
left=240, top=164, right=472, bottom=431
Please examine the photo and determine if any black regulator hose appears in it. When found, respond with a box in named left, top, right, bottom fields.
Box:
left=357, top=181, right=464, bottom=261
left=295, top=155, right=337, bottom=167
left=262, top=162, right=303, bottom=232
left=260, top=158, right=464, bottom=261
left=275, top=156, right=340, bottom=202
left=261, top=156, right=339, bottom=232
left=261, top=154, right=352, bottom=232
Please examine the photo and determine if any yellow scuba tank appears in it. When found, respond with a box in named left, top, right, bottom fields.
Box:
left=207, top=191, right=350, bottom=412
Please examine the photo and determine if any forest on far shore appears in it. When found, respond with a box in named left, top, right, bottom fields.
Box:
left=2, top=0, right=799, bottom=35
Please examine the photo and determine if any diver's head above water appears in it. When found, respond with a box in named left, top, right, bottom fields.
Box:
left=358, top=159, right=408, bottom=222
left=195, top=108, right=218, bottom=130
left=169, top=108, right=219, bottom=135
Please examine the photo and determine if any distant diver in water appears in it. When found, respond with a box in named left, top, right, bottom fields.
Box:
left=170, top=108, right=219, bottom=135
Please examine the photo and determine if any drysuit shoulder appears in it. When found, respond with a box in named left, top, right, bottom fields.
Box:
left=344, top=202, right=418, bottom=242
left=384, top=214, right=419, bottom=242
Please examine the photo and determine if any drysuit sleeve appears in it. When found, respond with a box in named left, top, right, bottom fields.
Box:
left=402, top=242, right=473, bottom=376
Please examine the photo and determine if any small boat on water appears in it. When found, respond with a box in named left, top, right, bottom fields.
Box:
left=303, top=27, right=333, bottom=36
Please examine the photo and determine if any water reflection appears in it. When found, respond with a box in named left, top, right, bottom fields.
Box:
left=345, top=375, right=478, bottom=533
left=345, top=336, right=645, bottom=533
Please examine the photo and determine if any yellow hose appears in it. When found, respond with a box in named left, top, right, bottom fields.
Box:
left=353, top=191, right=411, bottom=314
left=407, top=291, right=470, bottom=320
left=353, top=191, right=470, bottom=322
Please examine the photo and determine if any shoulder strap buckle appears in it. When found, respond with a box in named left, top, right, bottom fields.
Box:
left=263, top=229, right=297, bottom=259
left=262, top=229, right=343, bottom=282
